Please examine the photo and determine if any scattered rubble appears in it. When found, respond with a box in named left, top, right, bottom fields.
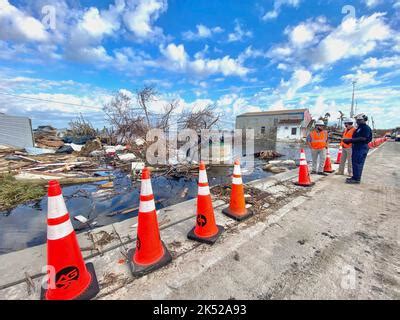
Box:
left=34, top=126, right=65, bottom=149
left=79, top=138, right=103, bottom=157
left=263, top=159, right=297, bottom=174
left=255, top=150, right=283, bottom=160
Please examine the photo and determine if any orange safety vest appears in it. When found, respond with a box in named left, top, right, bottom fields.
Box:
left=340, top=127, right=356, bottom=148
left=309, top=130, right=328, bottom=149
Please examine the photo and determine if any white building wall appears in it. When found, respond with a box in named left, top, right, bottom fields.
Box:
left=277, top=125, right=302, bottom=141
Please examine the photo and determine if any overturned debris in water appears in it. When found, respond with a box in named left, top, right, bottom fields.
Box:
left=255, top=150, right=284, bottom=160
left=262, top=159, right=297, bottom=174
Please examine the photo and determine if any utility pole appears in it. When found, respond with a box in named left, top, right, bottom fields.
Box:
left=350, top=81, right=356, bottom=118
left=371, top=116, right=376, bottom=137
left=355, top=100, right=358, bottom=116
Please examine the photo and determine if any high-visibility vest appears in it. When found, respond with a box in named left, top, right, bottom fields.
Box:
left=340, top=127, right=356, bottom=148
left=309, top=130, right=328, bottom=149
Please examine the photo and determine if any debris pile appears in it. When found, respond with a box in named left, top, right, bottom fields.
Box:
left=329, top=130, right=343, bottom=144
left=34, top=126, right=64, bottom=149
left=255, top=150, right=283, bottom=160
left=211, top=185, right=272, bottom=214
left=263, top=159, right=297, bottom=174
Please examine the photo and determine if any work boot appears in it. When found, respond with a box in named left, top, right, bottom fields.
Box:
left=317, top=172, right=329, bottom=176
left=346, top=179, right=360, bottom=184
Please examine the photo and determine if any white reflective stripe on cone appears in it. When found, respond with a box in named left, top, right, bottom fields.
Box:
left=199, top=170, right=208, bottom=183
left=233, top=165, right=241, bottom=175
left=47, top=220, right=74, bottom=240
left=232, top=177, right=242, bottom=185
left=300, top=154, right=306, bottom=160
left=140, top=179, right=153, bottom=196
left=48, top=195, right=68, bottom=219
left=300, top=160, right=308, bottom=166
left=198, top=185, right=210, bottom=195
left=139, top=199, right=156, bottom=213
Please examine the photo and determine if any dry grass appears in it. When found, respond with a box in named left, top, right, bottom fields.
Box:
left=0, top=174, right=46, bottom=211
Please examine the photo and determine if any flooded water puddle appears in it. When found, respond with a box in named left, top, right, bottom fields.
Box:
left=0, top=142, right=339, bottom=255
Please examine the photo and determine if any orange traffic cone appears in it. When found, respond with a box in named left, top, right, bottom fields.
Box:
left=42, top=180, right=99, bottom=300
left=324, top=149, right=334, bottom=173
left=128, top=168, right=172, bottom=277
left=335, top=146, right=343, bottom=164
left=294, top=149, right=314, bottom=187
left=187, top=161, right=224, bottom=244
left=222, top=160, right=253, bottom=221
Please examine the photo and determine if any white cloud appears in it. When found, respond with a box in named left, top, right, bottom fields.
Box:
left=311, top=13, right=391, bottom=69
left=269, top=99, right=286, bottom=111
left=363, top=0, right=382, bottom=8
left=359, top=56, right=400, bottom=69
left=262, top=0, right=301, bottom=21
left=79, top=7, right=119, bottom=38
left=284, top=17, right=330, bottom=48
left=342, top=70, right=380, bottom=86
left=277, top=63, right=288, bottom=70
left=268, top=13, right=393, bottom=70
left=160, top=43, right=250, bottom=77
left=227, top=21, right=252, bottom=42
left=289, top=24, right=314, bottom=46
left=238, top=46, right=267, bottom=63
left=182, top=24, right=223, bottom=40
left=268, top=46, right=293, bottom=58
left=281, top=69, right=313, bottom=99
left=0, top=0, right=49, bottom=42
left=123, top=0, right=167, bottom=40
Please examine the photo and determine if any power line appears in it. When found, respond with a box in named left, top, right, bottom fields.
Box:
left=0, top=91, right=102, bottom=110
left=0, top=91, right=236, bottom=125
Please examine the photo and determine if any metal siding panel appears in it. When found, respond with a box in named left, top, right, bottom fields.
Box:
left=0, top=114, right=34, bottom=148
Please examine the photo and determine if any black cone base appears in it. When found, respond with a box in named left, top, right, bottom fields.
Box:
left=324, top=170, right=335, bottom=173
left=222, top=207, right=253, bottom=222
left=127, top=241, right=172, bottom=278
left=294, top=182, right=316, bottom=187
left=187, top=225, right=224, bottom=245
left=41, top=262, right=100, bottom=300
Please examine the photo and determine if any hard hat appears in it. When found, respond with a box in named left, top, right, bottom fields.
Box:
left=355, top=113, right=368, bottom=121
left=344, top=118, right=353, bottom=124
left=315, top=120, right=325, bottom=126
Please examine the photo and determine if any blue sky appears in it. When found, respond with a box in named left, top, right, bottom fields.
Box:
left=0, top=0, right=399, bottom=129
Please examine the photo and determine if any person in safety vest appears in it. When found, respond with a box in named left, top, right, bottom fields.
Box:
left=342, top=113, right=373, bottom=184
left=336, top=118, right=356, bottom=176
left=307, top=120, right=329, bottom=176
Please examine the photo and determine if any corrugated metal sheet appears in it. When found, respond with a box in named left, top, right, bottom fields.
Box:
left=0, top=114, right=34, bottom=148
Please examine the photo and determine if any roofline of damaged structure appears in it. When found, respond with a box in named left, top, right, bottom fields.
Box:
left=237, top=108, right=309, bottom=117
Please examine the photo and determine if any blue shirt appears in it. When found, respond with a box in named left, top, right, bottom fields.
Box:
left=352, top=123, right=373, bottom=149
